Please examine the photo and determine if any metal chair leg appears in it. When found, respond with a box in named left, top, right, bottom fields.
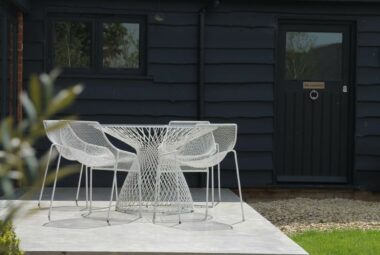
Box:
left=75, top=164, right=84, bottom=206
left=232, top=150, right=245, bottom=222
left=85, top=166, right=88, bottom=209
left=38, top=144, right=54, bottom=208
left=211, top=166, right=214, bottom=207
left=114, top=171, right=119, bottom=201
left=153, top=171, right=161, bottom=224
left=217, top=163, right=221, bottom=203
left=205, top=169, right=209, bottom=221
left=48, top=154, right=62, bottom=221
left=89, top=167, right=93, bottom=214
left=107, top=170, right=117, bottom=224
left=138, top=171, right=143, bottom=218
left=176, top=170, right=181, bottom=224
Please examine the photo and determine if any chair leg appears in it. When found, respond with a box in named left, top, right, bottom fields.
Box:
left=114, top=171, right=119, bottom=201
left=205, top=169, right=209, bottom=221
left=232, top=150, right=245, bottom=222
left=85, top=166, right=88, bottom=209
left=38, top=144, right=54, bottom=208
left=138, top=171, right=143, bottom=218
left=75, top=164, right=84, bottom=206
left=217, top=163, right=221, bottom=203
left=176, top=170, right=181, bottom=224
left=153, top=171, right=161, bottom=224
left=48, top=154, right=62, bottom=221
left=89, top=167, right=93, bottom=214
left=107, top=170, right=117, bottom=224
left=211, top=166, right=214, bottom=208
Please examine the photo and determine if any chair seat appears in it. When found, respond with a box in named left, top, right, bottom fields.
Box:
left=92, top=150, right=138, bottom=171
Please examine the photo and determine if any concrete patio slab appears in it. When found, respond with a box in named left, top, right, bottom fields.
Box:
left=1, top=188, right=308, bottom=255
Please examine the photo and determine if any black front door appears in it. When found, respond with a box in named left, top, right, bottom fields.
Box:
left=275, top=22, right=354, bottom=184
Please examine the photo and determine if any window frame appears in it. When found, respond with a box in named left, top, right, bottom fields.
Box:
left=48, top=14, right=146, bottom=76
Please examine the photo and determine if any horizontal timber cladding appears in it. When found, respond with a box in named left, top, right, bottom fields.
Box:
left=356, top=16, right=380, bottom=189
left=20, top=0, right=380, bottom=190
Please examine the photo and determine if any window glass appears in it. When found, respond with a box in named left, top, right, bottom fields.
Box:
left=285, top=32, right=343, bottom=81
left=52, top=21, right=91, bottom=68
left=102, top=22, right=140, bottom=69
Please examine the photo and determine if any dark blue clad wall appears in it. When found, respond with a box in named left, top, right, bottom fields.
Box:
left=20, top=0, right=380, bottom=190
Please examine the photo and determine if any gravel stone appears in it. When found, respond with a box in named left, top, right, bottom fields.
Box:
left=249, top=198, right=380, bottom=234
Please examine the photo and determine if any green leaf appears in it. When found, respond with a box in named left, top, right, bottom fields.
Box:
left=29, top=75, right=42, bottom=114
left=47, top=85, right=83, bottom=116
left=0, top=118, right=13, bottom=150
left=20, top=92, right=37, bottom=122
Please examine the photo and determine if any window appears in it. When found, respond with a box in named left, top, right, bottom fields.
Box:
left=50, top=16, right=145, bottom=75
left=285, top=32, right=343, bottom=81
left=52, top=21, right=92, bottom=68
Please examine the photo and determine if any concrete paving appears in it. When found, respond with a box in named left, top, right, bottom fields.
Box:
left=2, top=188, right=308, bottom=255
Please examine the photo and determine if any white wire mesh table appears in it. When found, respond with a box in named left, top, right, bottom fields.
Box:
left=101, top=124, right=216, bottom=215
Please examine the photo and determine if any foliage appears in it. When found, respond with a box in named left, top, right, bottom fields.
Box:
left=0, top=69, right=82, bottom=231
left=291, top=229, right=380, bottom=255
left=53, top=22, right=91, bottom=68
left=102, top=22, right=139, bottom=68
left=0, top=222, right=22, bottom=255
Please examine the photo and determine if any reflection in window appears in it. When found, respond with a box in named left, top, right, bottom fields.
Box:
left=285, top=32, right=342, bottom=81
left=52, top=21, right=92, bottom=68
left=102, top=23, right=139, bottom=69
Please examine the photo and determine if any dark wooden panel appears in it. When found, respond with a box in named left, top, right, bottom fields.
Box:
left=63, top=100, right=197, bottom=116
left=358, top=32, right=380, bottom=47
left=357, top=67, right=380, bottom=85
left=357, top=47, right=380, bottom=67
left=358, top=18, right=380, bottom=32
left=220, top=152, right=273, bottom=171
left=205, top=102, right=273, bottom=118
left=357, top=118, right=380, bottom=136
left=207, top=117, right=273, bottom=134
left=205, top=83, right=273, bottom=102
left=236, top=134, right=273, bottom=152
left=357, top=102, right=380, bottom=117
left=206, top=12, right=275, bottom=28
left=205, top=64, right=274, bottom=83
left=356, top=136, right=380, bottom=155
left=148, top=13, right=197, bottom=26
left=23, top=61, right=44, bottom=76
left=205, top=26, right=275, bottom=49
left=24, top=42, right=44, bottom=61
left=356, top=155, right=380, bottom=171
left=357, top=85, right=380, bottom=101
left=220, top=170, right=273, bottom=188
left=149, top=48, right=197, bottom=64
left=205, top=49, right=274, bottom=64
left=64, top=83, right=197, bottom=101
left=355, top=171, right=380, bottom=191
left=149, top=25, right=197, bottom=48
left=149, top=64, right=197, bottom=83
left=23, top=20, right=44, bottom=43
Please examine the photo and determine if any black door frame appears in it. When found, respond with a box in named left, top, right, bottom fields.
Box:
left=274, top=18, right=356, bottom=185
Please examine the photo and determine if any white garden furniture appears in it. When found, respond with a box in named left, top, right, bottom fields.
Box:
left=38, top=120, right=88, bottom=209
left=168, top=123, right=245, bottom=221
left=100, top=124, right=216, bottom=224
left=169, top=120, right=221, bottom=207
left=65, top=121, right=142, bottom=223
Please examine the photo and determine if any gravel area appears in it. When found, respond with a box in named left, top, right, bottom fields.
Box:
left=249, top=198, right=380, bottom=234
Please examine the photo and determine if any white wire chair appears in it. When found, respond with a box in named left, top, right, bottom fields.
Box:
left=38, top=120, right=88, bottom=209
left=170, top=123, right=245, bottom=221
left=66, top=121, right=142, bottom=223
left=169, top=120, right=221, bottom=208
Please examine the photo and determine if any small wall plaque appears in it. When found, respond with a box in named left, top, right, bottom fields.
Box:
left=303, top=81, right=325, bottom=89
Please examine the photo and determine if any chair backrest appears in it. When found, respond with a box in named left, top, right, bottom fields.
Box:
left=61, top=121, right=116, bottom=167
left=43, top=120, right=77, bottom=161
left=169, top=121, right=216, bottom=157
left=68, top=121, right=118, bottom=156
left=176, top=123, right=237, bottom=168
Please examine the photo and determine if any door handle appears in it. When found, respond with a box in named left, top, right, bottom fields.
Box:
left=343, top=85, right=348, bottom=93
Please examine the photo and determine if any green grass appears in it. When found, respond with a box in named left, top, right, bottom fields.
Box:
left=291, top=229, right=380, bottom=255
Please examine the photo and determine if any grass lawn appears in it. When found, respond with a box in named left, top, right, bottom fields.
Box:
left=291, top=229, right=380, bottom=255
